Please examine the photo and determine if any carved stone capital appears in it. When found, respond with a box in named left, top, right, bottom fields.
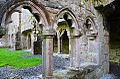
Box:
left=87, top=31, right=98, bottom=40
left=42, top=28, right=56, bottom=39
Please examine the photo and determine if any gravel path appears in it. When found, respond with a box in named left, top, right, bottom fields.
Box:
left=0, top=54, right=70, bottom=79
left=0, top=65, right=42, bottom=79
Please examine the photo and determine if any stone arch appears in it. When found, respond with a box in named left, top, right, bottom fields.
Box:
left=84, top=16, right=97, bottom=32
left=53, top=8, right=82, bottom=69
left=23, top=5, right=32, bottom=13
left=33, top=13, right=40, bottom=22
left=0, top=0, right=51, bottom=53
left=53, top=8, right=82, bottom=30
left=53, top=8, right=82, bottom=54
left=84, top=16, right=98, bottom=40
left=0, top=0, right=50, bottom=27
left=84, top=16, right=99, bottom=64
left=5, top=10, right=21, bottom=25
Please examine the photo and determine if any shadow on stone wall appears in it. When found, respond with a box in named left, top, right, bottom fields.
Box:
left=109, top=62, right=120, bottom=77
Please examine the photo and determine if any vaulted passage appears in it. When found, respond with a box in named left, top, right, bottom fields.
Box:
left=108, top=0, right=120, bottom=49
left=103, top=0, right=120, bottom=75
left=102, top=0, right=120, bottom=49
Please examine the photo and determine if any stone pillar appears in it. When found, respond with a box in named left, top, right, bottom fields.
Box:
left=69, top=36, right=73, bottom=67
left=104, top=30, right=109, bottom=74
left=57, top=34, right=61, bottom=54
left=31, top=33, right=34, bottom=54
left=26, top=35, right=29, bottom=49
left=87, top=31, right=98, bottom=64
left=42, top=29, right=55, bottom=79
left=70, top=37, right=80, bottom=69
left=8, top=34, right=12, bottom=48
left=70, top=29, right=82, bottom=69
left=16, top=12, right=22, bottom=50
left=13, top=34, right=16, bottom=50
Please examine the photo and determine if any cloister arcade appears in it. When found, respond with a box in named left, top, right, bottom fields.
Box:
left=0, top=0, right=111, bottom=79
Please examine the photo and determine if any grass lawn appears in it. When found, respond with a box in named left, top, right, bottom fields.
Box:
left=0, top=48, right=42, bottom=68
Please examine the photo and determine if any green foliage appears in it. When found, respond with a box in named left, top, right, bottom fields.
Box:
left=92, top=0, right=102, bottom=2
left=110, top=49, right=120, bottom=63
left=82, top=0, right=104, bottom=7
left=92, top=0, right=104, bottom=6
left=0, top=48, right=42, bottom=68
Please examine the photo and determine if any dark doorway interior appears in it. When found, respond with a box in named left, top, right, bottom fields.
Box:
left=34, top=37, right=42, bottom=55
left=104, top=0, right=120, bottom=49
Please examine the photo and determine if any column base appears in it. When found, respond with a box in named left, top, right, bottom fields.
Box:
left=68, top=66, right=82, bottom=71
left=57, top=52, right=61, bottom=54
left=43, top=76, right=53, bottom=79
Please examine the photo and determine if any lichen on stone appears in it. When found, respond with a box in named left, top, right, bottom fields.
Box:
left=56, top=21, right=71, bottom=32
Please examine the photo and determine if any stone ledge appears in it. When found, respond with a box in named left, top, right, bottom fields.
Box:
left=53, top=65, right=100, bottom=79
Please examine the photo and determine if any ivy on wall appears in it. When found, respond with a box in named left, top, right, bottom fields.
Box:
left=82, top=0, right=106, bottom=7
left=92, top=0, right=103, bottom=6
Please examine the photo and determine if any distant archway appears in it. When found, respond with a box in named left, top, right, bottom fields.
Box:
left=53, top=8, right=82, bottom=69
left=0, top=0, right=49, bottom=55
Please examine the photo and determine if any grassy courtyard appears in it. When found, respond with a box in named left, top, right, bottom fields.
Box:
left=0, top=48, right=42, bottom=68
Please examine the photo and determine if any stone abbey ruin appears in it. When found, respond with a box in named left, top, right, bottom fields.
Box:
left=0, top=0, right=120, bottom=79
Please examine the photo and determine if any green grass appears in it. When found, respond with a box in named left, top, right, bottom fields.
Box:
left=0, top=48, right=42, bottom=68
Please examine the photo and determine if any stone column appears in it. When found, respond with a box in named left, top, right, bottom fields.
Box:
left=70, top=29, right=82, bottom=69
left=16, top=12, right=22, bottom=50
left=87, top=31, right=98, bottom=64
left=9, top=34, right=12, bottom=48
left=57, top=33, right=61, bottom=54
left=70, top=37, right=80, bottom=69
left=31, top=33, right=34, bottom=54
left=69, top=36, right=73, bottom=66
left=26, top=35, right=29, bottom=49
left=42, top=29, right=55, bottom=79
left=13, top=34, right=16, bottom=50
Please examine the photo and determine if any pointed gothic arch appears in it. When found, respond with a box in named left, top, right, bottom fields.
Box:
left=85, top=16, right=97, bottom=31
left=53, top=8, right=83, bottom=30
left=53, top=8, right=82, bottom=69
left=84, top=16, right=98, bottom=40
left=0, top=0, right=50, bottom=27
